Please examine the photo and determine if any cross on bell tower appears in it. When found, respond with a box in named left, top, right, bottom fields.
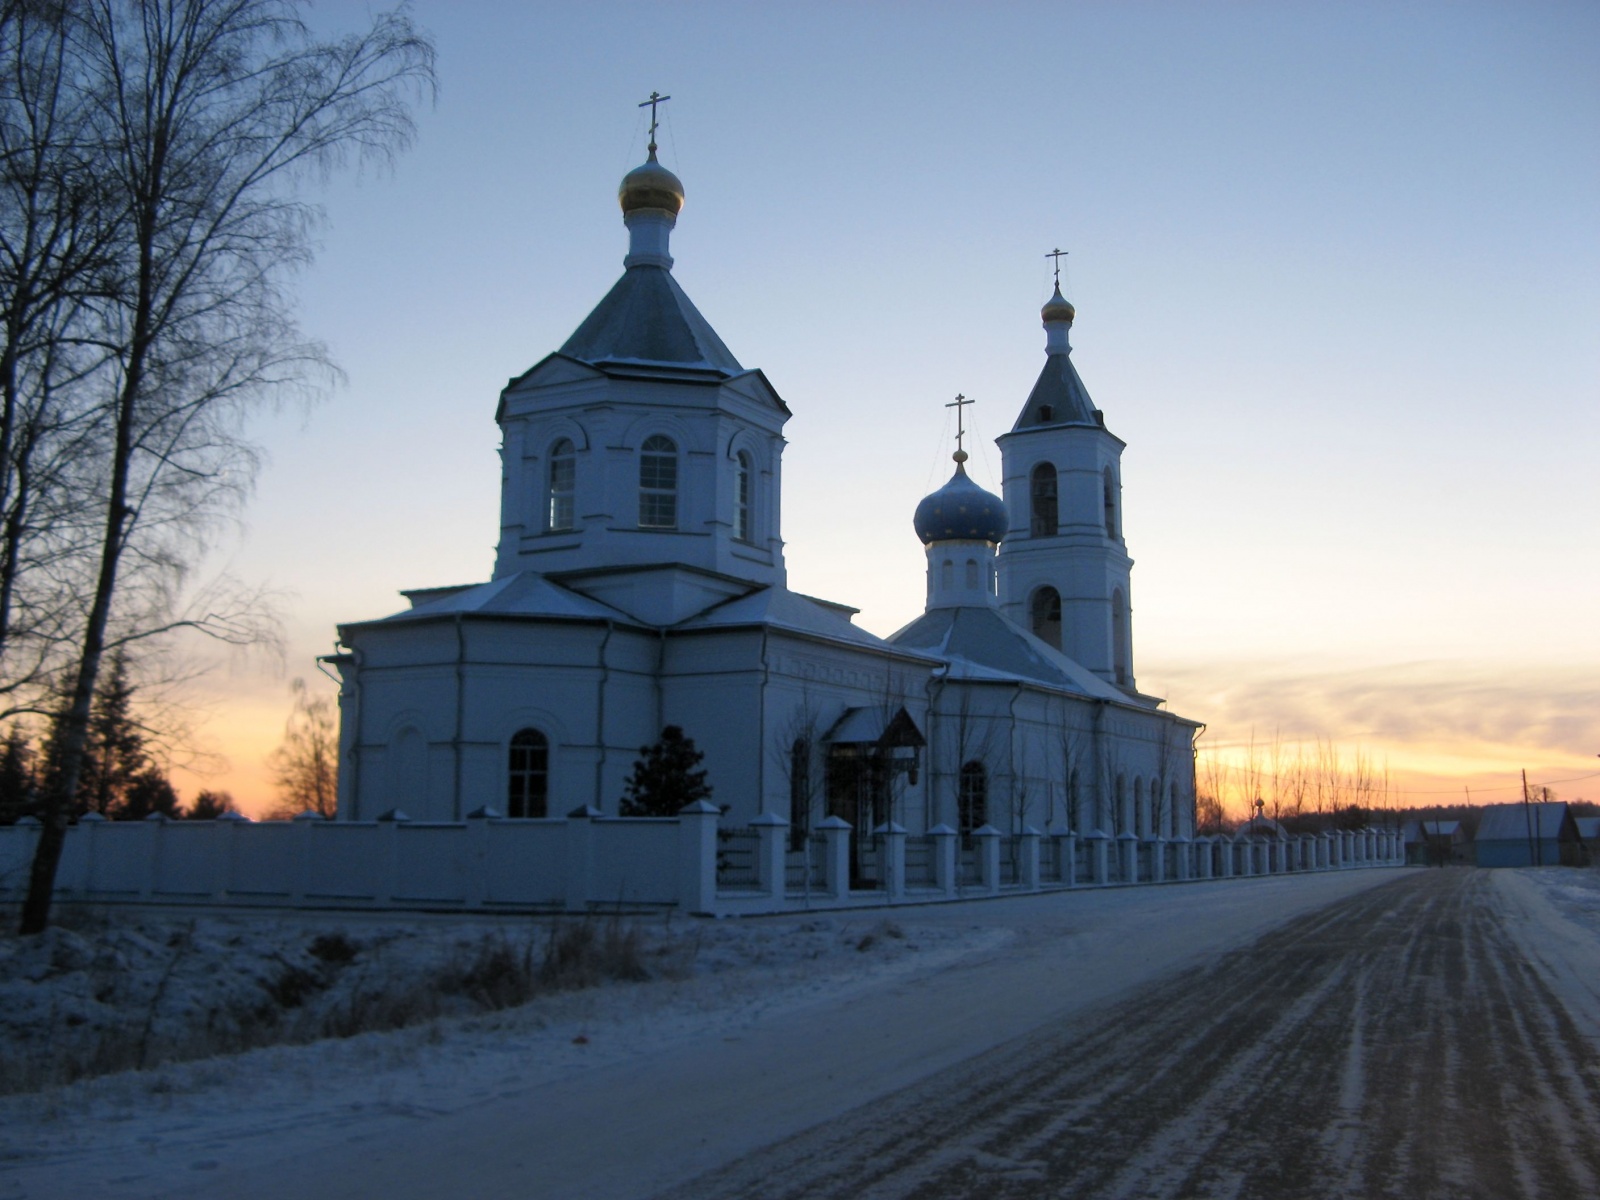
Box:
left=1046, top=247, right=1068, bottom=288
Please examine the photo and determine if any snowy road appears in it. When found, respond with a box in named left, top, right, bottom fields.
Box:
left=659, top=870, right=1600, bottom=1200
left=4, top=868, right=1595, bottom=1200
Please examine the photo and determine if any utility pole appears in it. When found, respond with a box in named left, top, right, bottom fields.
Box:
left=1522, top=768, right=1538, bottom=868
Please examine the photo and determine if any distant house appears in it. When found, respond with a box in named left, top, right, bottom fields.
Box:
left=1402, top=819, right=1470, bottom=866
left=1576, top=817, right=1600, bottom=856
left=1474, top=802, right=1583, bottom=868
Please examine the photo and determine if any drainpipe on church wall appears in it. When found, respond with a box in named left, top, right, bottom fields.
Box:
left=453, top=614, right=466, bottom=821
left=1092, top=699, right=1108, bottom=833
left=593, top=620, right=615, bottom=811
left=925, top=667, right=948, bottom=829
left=756, top=628, right=769, bottom=816
left=319, top=646, right=359, bottom=820
left=1008, top=684, right=1023, bottom=834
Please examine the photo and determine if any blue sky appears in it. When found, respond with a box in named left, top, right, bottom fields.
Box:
left=182, top=1, right=1599, bottom=812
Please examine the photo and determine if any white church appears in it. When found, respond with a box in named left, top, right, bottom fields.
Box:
left=326, top=132, right=1202, bottom=865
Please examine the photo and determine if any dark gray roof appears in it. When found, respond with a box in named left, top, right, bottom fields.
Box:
left=1012, top=350, right=1098, bottom=431
left=559, top=265, right=742, bottom=376
left=1476, top=802, right=1572, bottom=842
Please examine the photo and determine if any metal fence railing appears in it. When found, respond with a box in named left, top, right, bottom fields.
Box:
left=716, top=828, right=761, bottom=891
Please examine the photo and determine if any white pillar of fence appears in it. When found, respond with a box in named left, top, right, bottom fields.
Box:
left=1173, top=835, right=1191, bottom=881
left=1018, top=827, right=1041, bottom=890
left=463, top=807, right=497, bottom=908
left=1193, top=835, right=1212, bottom=879
left=377, top=811, right=406, bottom=905
left=677, top=800, right=720, bottom=914
left=562, top=805, right=601, bottom=912
left=972, top=824, right=1002, bottom=895
left=817, top=815, right=852, bottom=899
left=876, top=821, right=907, bottom=900
left=1051, top=827, right=1076, bottom=888
left=752, top=811, right=790, bottom=898
left=929, top=824, right=959, bottom=896
left=1083, top=830, right=1109, bottom=884
left=1118, top=832, right=1139, bottom=884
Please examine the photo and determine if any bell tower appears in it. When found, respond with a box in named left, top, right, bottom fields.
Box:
left=995, top=272, right=1136, bottom=690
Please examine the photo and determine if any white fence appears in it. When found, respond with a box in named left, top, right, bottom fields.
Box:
left=0, top=809, right=1404, bottom=918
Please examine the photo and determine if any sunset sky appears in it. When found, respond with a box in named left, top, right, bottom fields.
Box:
left=167, top=1, right=1598, bottom=817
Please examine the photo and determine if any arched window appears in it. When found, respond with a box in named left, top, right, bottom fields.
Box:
left=391, top=726, right=426, bottom=814
left=1103, top=467, right=1118, bottom=540
left=964, top=558, right=979, bottom=589
left=1068, top=768, right=1081, bottom=830
left=1134, top=777, right=1147, bottom=837
left=789, top=737, right=810, bottom=851
left=1170, top=781, right=1181, bottom=838
left=941, top=559, right=953, bottom=590
left=733, top=451, right=753, bottom=541
left=1031, top=463, right=1058, bottom=537
left=547, top=438, right=575, bottom=532
left=1112, top=588, right=1129, bottom=685
left=639, top=435, right=678, bottom=529
left=1030, top=586, right=1062, bottom=650
left=959, top=761, right=988, bottom=837
left=507, top=729, right=549, bottom=818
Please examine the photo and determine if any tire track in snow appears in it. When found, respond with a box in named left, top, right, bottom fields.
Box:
left=655, top=871, right=1600, bottom=1200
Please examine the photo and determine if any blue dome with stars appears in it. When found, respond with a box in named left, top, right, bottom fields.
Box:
left=913, top=456, right=1009, bottom=545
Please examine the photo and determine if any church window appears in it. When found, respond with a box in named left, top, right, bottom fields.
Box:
left=1170, top=782, right=1181, bottom=838
left=639, top=435, right=678, bottom=529
left=789, top=738, right=810, bottom=851
left=1037, top=404, right=1053, bottom=423
left=941, top=559, right=953, bottom=590
left=1115, top=773, right=1128, bottom=835
left=734, top=451, right=753, bottom=541
left=1112, top=589, right=1129, bottom=685
left=1135, top=777, right=1147, bottom=837
left=1068, top=769, right=1081, bottom=829
left=1030, top=464, right=1058, bottom=537
left=959, top=761, right=988, bottom=838
left=965, top=558, right=979, bottom=589
left=1030, top=586, right=1062, bottom=650
left=507, top=729, right=549, bottom=818
left=1103, top=467, right=1118, bottom=540
left=547, top=439, right=575, bottom=531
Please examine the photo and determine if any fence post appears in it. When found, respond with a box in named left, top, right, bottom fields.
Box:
left=929, top=824, right=958, bottom=897
left=1193, top=835, right=1212, bottom=879
left=874, top=821, right=907, bottom=900
left=217, top=810, right=249, bottom=902
left=1018, top=826, right=1041, bottom=890
left=563, top=804, right=602, bottom=914
left=817, top=815, right=852, bottom=900
left=291, top=810, right=323, bottom=906
left=1050, top=825, right=1075, bottom=888
left=972, top=824, right=1002, bottom=894
left=677, top=800, right=720, bottom=915
left=76, top=811, right=105, bottom=896
left=464, top=806, right=499, bottom=909
left=1084, top=829, right=1109, bottom=884
left=1118, top=831, right=1139, bottom=884
left=1173, top=835, right=1191, bottom=881
left=752, top=811, right=790, bottom=903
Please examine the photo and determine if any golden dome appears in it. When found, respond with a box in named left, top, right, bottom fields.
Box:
left=619, top=148, right=684, bottom=217
left=1041, top=285, right=1075, bottom=324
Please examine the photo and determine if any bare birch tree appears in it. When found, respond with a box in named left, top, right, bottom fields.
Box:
left=19, top=0, right=434, bottom=934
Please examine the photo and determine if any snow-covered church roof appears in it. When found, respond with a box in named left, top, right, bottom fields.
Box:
left=558, top=265, right=743, bottom=377
left=889, top=605, right=1143, bottom=705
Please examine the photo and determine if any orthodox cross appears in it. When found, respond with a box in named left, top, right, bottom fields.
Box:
left=1046, top=247, right=1069, bottom=288
left=945, top=393, right=974, bottom=455
left=638, top=91, right=671, bottom=150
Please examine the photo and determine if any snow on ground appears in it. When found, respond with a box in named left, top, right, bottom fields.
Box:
left=0, top=872, right=1413, bottom=1200
left=0, top=904, right=1004, bottom=1195
left=0, top=907, right=985, bottom=1095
